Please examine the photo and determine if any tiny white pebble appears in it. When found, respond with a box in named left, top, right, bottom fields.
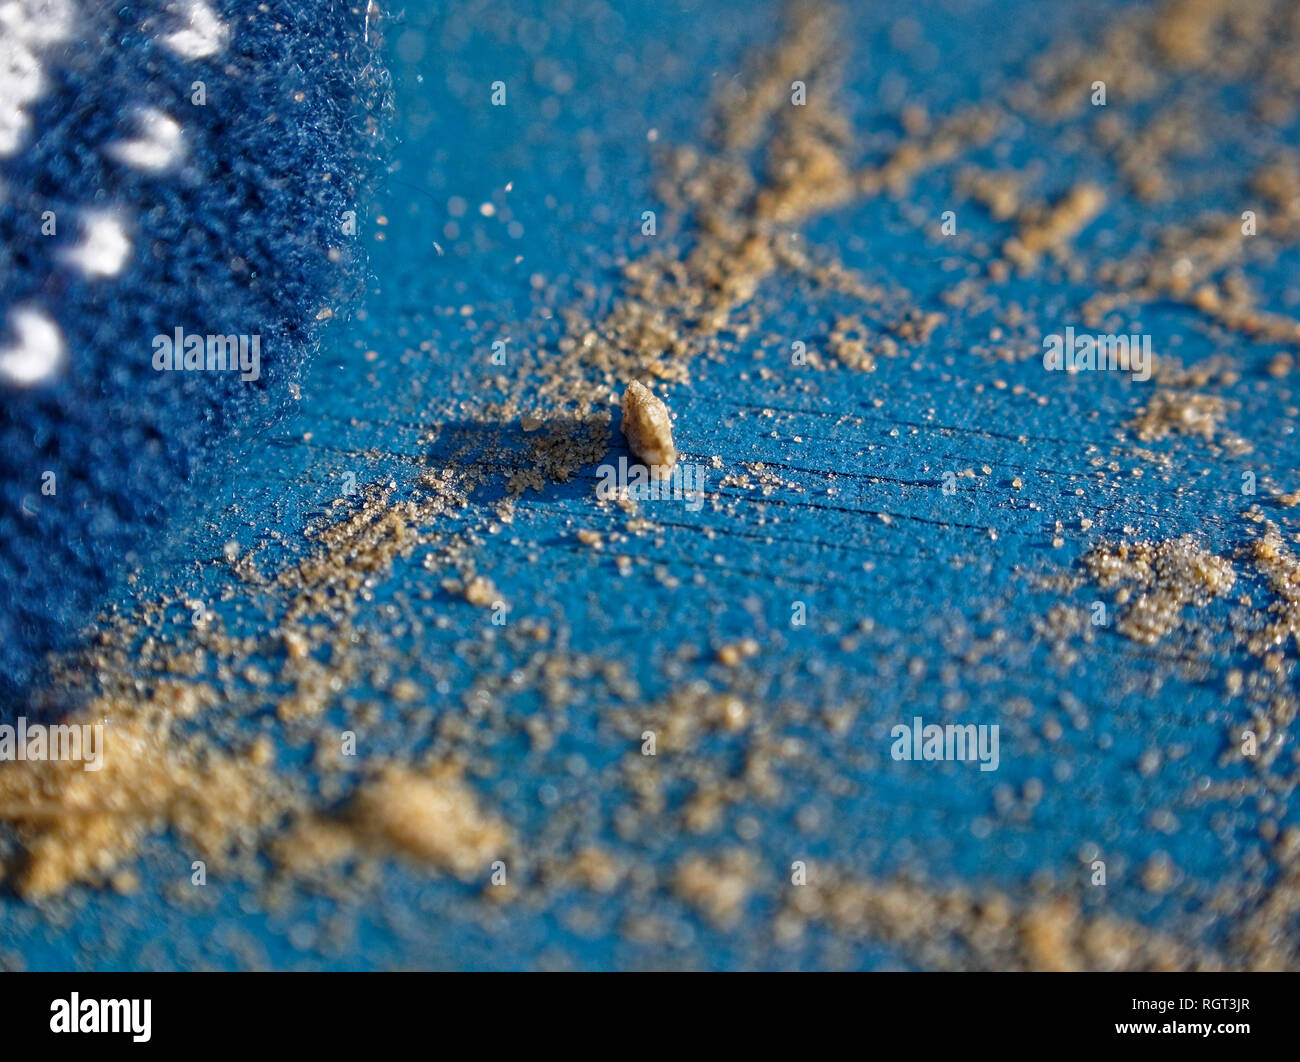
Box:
left=621, top=380, right=677, bottom=473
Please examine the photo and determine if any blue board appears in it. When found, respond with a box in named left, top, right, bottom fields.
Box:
left=2, top=0, right=1299, bottom=970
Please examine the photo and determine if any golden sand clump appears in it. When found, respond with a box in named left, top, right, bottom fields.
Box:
left=439, top=573, right=499, bottom=607
left=756, top=93, right=856, bottom=223
left=673, top=850, right=755, bottom=929
left=716, top=638, right=760, bottom=668
left=1247, top=530, right=1300, bottom=657
left=0, top=705, right=289, bottom=899
left=711, top=2, right=835, bottom=151
left=621, top=380, right=678, bottom=472
left=1002, top=182, right=1106, bottom=271
left=1082, top=536, right=1236, bottom=645
left=828, top=314, right=886, bottom=372
left=1129, top=390, right=1232, bottom=443
left=959, top=167, right=1024, bottom=221
left=780, top=872, right=1213, bottom=970
left=1074, top=526, right=1300, bottom=785
left=617, top=681, right=754, bottom=755
left=349, top=764, right=511, bottom=882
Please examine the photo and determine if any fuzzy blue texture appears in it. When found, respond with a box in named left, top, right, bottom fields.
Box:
left=0, top=1, right=387, bottom=696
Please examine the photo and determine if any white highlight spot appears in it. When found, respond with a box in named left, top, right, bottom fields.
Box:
left=161, top=1, right=228, bottom=59
left=0, top=307, right=64, bottom=386
left=0, top=40, right=42, bottom=156
left=107, top=107, right=184, bottom=172
left=62, top=210, right=131, bottom=278
left=0, top=0, right=76, bottom=46
left=0, top=0, right=76, bottom=155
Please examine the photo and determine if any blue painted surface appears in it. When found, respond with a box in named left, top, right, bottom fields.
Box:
left=2, top=0, right=1299, bottom=969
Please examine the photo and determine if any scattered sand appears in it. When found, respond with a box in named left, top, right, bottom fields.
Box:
left=2, top=0, right=1299, bottom=974
left=348, top=765, right=511, bottom=881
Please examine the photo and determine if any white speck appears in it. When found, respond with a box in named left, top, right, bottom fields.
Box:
left=0, top=306, right=64, bottom=386
left=479, top=202, right=495, bottom=217
left=0, top=0, right=76, bottom=157
left=0, top=41, right=42, bottom=156
left=0, top=0, right=76, bottom=46
left=161, top=0, right=228, bottom=59
left=107, top=107, right=185, bottom=171
left=61, top=210, right=131, bottom=278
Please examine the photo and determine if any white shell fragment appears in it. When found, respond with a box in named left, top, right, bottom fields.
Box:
left=621, top=379, right=677, bottom=473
